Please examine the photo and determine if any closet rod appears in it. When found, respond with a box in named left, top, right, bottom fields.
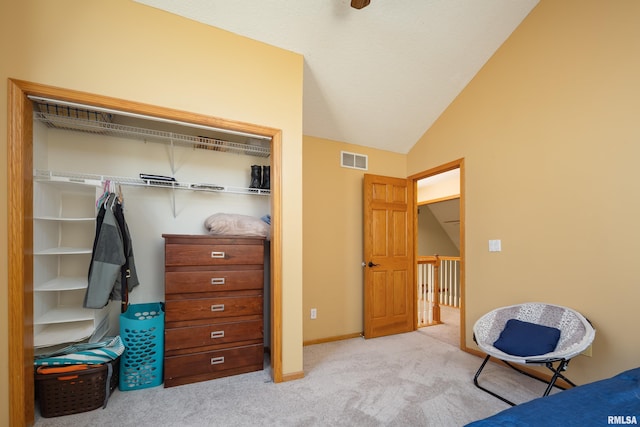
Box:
left=28, top=95, right=272, bottom=142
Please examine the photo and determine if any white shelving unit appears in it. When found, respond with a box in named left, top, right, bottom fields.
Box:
left=33, top=179, right=112, bottom=350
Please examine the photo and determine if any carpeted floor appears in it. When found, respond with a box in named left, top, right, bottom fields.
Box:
left=418, top=305, right=460, bottom=347
left=34, top=327, right=551, bottom=426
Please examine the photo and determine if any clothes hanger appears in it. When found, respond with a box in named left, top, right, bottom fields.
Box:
left=103, top=192, right=112, bottom=210
left=117, top=183, right=124, bottom=205
left=109, top=191, right=118, bottom=210
left=96, top=179, right=111, bottom=208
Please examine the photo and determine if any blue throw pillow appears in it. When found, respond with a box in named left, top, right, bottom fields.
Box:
left=493, top=319, right=561, bottom=357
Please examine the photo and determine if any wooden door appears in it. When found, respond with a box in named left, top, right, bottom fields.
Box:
left=363, top=174, right=415, bottom=338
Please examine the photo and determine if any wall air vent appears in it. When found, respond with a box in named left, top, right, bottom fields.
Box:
left=341, top=151, right=368, bottom=170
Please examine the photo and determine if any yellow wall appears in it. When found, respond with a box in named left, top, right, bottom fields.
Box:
left=418, top=206, right=460, bottom=257
left=302, top=136, right=406, bottom=342
left=0, top=1, right=303, bottom=423
left=409, top=0, right=640, bottom=383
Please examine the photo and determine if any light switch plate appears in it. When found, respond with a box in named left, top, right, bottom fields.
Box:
left=489, top=239, right=501, bottom=252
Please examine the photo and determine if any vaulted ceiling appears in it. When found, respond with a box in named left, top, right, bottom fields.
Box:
left=134, top=0, right=539, bottom=153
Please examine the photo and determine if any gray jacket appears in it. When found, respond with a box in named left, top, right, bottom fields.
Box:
left=84, top=193, right=139, bottom=309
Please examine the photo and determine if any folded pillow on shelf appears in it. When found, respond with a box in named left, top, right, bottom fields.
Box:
left=204, top=213, right=269, bottom=239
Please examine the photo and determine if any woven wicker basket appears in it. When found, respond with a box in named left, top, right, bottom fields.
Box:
left=35, top=358, right=119, bottom=418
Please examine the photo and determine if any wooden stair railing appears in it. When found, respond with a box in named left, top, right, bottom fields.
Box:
left=417, top=255, right=460, bottom=327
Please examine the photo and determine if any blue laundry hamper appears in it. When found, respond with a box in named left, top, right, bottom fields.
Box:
left=119, top=302, right=164, bottom=391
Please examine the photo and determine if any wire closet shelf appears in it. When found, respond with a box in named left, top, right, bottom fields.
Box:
left=33, top=111, right=271, bottom=159
left=34, top=170, right=271, bottom=197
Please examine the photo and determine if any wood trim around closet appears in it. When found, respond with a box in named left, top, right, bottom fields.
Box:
left=269, top=130, right=284, bottom=384
left=7, top=78, right=285, bottom=427
left=7, top=78, right=35, bottom=427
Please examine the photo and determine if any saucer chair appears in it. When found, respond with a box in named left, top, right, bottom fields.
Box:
left=472, top=302, right=595, bottom=406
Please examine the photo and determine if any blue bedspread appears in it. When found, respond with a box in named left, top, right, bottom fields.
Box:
left=466, top=367, right=640, bottom=426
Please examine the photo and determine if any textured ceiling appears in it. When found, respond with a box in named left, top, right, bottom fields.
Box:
left=134, top=0, right=538, bottom=153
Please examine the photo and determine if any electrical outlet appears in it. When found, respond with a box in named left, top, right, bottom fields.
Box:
left=310, top=308, right=317, bottom=319
left=489, top=239, right=502, bottom=252
left=581, top=344, right=592, bottom=357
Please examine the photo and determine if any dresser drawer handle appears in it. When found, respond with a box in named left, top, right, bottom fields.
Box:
left=210, top=304, right=225, bottom=312
left=211, top=251, right=225, bottom=258
left=210, top=330, right=225, bottom=339
left=211, top=277, right=225, bottom=285
left=210, top=356, right=225, bottom=365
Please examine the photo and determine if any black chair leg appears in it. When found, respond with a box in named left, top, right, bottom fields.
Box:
left=474, top=356, right=573, bottom=406
left=473, top=355, right=517, bottom=406
left=543, top=359, right=574, bottom=397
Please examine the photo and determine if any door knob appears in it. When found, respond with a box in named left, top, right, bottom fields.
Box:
left=368, top=261, right=379, bottom=267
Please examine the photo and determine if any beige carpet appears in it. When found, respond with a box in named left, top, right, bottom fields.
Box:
left=418, top=305, right=460, bottom=347
left=34, top=329, right=550, bottom=426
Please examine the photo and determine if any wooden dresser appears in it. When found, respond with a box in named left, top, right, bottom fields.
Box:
left=162, top=234, right=265, bottom=387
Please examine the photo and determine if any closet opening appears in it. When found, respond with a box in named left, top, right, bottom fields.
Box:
left=7, top=79, right=284, bottom=427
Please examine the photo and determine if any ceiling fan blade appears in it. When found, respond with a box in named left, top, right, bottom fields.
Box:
left=351, top=0, right=371, bottom=10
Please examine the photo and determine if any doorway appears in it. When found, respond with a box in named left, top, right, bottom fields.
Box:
left=410, top=159, right=464, bottom=349
left=417, top=197, right=460, bottom=347
left=7, top=79, right=284, bottom=427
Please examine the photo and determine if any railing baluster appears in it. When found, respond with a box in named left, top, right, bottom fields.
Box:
left=428, top=264, right=435, bottom=324
left=437, top=262, right=441, bottom=306
left=453, top=260, right=458, bottom=307
left=418, top=265, right=421, bottom=325
left=417, top=263, right=433, bottom=326
left=450, top=259, right=455, bottom=307
left=418, top=264, right=425, bottom=325
left=424, top=263, right=428, bottom=324
left=448, top=260, right=453, bottom=306
left=443, top=260, right=448, bottom=306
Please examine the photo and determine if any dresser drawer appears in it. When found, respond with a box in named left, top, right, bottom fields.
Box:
left=164, top=344, right=263, bottom=379
left=165, top=269, right=263, bottom=294
left=165, top=320, right=263, bottom=351
left=165, top=243, right=263, bottom=267
left=165, top=295, right=262, bottom=322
